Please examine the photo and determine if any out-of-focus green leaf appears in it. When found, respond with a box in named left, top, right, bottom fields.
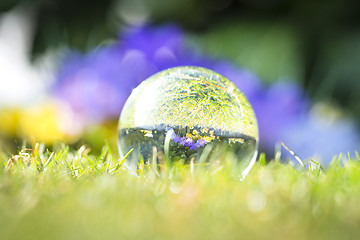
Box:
left=309, top=31, right=360, bottom=122
left=191, top=20, right=303, bottom=84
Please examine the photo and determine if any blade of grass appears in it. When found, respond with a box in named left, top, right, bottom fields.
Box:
left=281, top=141, right=306, bottom=170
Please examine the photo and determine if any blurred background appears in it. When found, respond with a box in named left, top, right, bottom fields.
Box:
left=0, top=0, right=359, bottom=165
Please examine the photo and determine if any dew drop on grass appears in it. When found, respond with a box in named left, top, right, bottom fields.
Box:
left=118, top=66, right=259, bottom=175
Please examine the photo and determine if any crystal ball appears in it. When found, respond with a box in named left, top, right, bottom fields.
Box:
left=118, top=66, right=259, bottom=174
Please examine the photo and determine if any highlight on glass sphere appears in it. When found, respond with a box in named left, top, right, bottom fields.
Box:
left=118, top=66, right=259, bottom=175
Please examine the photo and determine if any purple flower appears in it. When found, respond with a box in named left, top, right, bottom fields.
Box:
left=183, top=138, right=194, bottom=147
left=251, top=81, right=308, bottom=153
left=120, top=25, right=184, bottom=69
left=172, top=135, right=183, bottom=144
left=170, top=130, right=208, bottom=150
left=54, top=24, right=189, bottom=124
left=195, top=139, right=207, bottom=148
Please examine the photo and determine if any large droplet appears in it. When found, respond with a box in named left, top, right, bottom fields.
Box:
left=118, top=66, right=259, bottom=175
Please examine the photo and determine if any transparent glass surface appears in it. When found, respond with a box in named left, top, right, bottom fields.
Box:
left=118, top=66, right=259, bottom=174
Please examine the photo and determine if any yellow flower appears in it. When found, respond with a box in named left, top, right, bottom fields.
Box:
left=0, top=108, right=21, bottom=137
left=185, top=133, right=193, bottom=139
left=18, top=101, right=79, bottom=144
left=201, top=127, right=208, bottom=133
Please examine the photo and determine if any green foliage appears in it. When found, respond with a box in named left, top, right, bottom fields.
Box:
left=191, top=21, right=303, bottom=84
left=1, top=144, right=360, bottom=239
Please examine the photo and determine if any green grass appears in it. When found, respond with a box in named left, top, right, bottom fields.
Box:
left=1, top=143, right=360, bottom=240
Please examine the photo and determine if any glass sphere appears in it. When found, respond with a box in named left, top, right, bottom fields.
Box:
left=118, top=66, right=259, bottom=175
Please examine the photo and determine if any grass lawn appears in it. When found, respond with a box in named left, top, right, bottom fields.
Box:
left=1, top=143, right=360, bottom=240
